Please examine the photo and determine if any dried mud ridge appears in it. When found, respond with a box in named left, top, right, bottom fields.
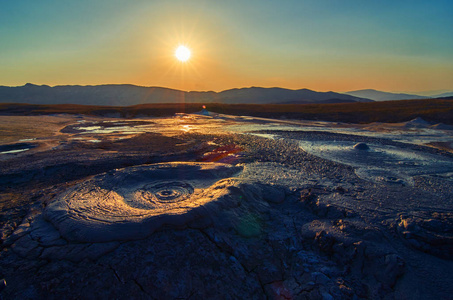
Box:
left=1, top=127, right=453, bottom=299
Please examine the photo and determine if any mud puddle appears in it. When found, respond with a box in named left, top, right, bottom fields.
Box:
left=297, top=140, right=453, bottom=185
left=0, top=143, right=37, bottom=155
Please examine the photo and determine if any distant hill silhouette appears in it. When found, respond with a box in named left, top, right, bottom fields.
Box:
left=345, top=89, right=427, bottom=101
left=217, top=87, right=371, bottom=104
left=0, top=84, right=371, bottom=105
left=432, top=92, right=453, bottom=98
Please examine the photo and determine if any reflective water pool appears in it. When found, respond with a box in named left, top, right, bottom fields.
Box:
left=297, top=140, right=453, bottom=185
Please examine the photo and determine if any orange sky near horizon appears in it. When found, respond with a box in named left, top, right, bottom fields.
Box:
left=1, top=1, right=452, bottom=94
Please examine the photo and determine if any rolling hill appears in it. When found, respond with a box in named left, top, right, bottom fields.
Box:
left=345, top=89, right=427, bottom=101
left=0, top=84, right=370, bottom=105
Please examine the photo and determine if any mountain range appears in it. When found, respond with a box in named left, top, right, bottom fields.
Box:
left=344, top=89, right=427, bottom=101
left=0, top=84, right=370, bottom=106
left=431, top=91, right=453, bottom=98
left=345, top=89, right=453, bottom=101
left=0, top=84, right=452, bottom=106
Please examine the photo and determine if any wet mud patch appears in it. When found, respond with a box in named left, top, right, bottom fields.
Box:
left=297, top=140, right=453, bottom=184
left=199, top=144, right=244, bottom=164
left=68, top=132, right=198, bottom=154
left=0, top=142, right=37, bottom=154
left=255, top=130, right=453, bottom=186
left=60, top=120, right=155, bottom=134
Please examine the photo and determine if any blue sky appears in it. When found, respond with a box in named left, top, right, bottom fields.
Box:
left=1, top=0, right=452, bottom=92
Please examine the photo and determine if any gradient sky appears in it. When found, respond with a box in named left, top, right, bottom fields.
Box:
left=1, top=0, right=452, bottom=93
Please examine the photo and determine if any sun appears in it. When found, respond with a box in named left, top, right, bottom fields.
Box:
left=175, top=45, right=191, bottom=62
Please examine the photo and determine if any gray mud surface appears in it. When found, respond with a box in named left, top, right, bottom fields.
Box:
left=0, top=114, right=452, bottom=299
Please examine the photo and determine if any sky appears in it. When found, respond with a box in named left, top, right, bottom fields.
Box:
left=1, top=0, right=453, bottom=93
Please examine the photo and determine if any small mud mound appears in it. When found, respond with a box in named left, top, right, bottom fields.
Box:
left=45, top=162, right=243, bottom=243
left=353, top=142, right=370, bottom=150
left=397, top=212, right=453, bottom=260
left=404, top=117, right=432, bottom=128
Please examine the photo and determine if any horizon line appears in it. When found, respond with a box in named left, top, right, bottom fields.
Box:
left=2, top=82, right=453, bottom=96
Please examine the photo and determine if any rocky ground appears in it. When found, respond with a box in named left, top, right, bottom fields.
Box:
left=0, top=114, right=452, bottom=299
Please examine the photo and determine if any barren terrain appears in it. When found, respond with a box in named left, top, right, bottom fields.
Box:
left=0, top=109, right=452, bottom=299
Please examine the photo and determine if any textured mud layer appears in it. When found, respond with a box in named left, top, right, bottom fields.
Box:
left=45, top=162, right=243, bottom=242
left=1, top=114, right=453, bottom=299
